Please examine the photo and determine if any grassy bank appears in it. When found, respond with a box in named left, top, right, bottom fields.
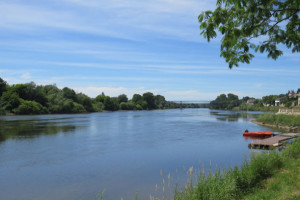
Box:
left=244, top=154, right=300, bottom=200
left=256, top=113, right=300, bottom=131
left=172, top=138, right=300, bottom=200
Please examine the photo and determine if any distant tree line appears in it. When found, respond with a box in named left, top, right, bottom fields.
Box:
left=0, top=77, right=205, bottom=115
left=210, top=90, right=299, bottom=111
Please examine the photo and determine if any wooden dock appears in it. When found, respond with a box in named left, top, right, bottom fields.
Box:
left=248, top=133, right=300, bottom=150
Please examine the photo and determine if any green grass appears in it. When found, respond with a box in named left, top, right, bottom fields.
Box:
left=244, top=154, right=300, bottom=200
left=257, top=113, right=300, bottom=129
left=173, top=138, right=300, bottom=200
left=96, top=139, right=300, bottom=200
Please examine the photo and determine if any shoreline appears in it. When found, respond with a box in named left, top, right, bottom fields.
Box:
left=252, top=120, right=300, bottom=132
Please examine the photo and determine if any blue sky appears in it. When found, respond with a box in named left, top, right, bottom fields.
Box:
left=0, top=0, right=299, bottom=101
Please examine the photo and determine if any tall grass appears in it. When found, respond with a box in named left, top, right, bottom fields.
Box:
left=173, top=139, right=300, bottom=200
left=257, top=113, right=300, bottom=128
left=95, top=139, right=300, bottom=200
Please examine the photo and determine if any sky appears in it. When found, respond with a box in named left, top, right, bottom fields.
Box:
left=0, top=0, right=299, bottom=101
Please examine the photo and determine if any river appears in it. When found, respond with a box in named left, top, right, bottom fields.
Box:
left=0, top=109, right=274, bottom=200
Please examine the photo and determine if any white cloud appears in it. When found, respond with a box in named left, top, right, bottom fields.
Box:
left=164, top=90, right=218, bottom=101
left=21, top=72, right=31, bottom=79
left=73, top=86, right=161, bottom=98
left=73, top=86, right=218, bottom=101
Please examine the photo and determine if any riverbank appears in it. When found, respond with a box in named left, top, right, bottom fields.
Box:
left=172, top=138, right=300, bottom=200
left=253, top=113, right=300, bottom=132
left=243, top=154, right=300, bottom=200
left=170, top=113, right=300, bottom=200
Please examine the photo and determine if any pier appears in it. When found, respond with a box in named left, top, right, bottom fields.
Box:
left=248, top=133, right=300, bottom=150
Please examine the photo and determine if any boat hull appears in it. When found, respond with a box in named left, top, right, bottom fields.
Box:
left=243, top=132, right=273, bottom=137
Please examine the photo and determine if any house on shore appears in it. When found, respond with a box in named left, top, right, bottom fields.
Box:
left=275, top=97, right=287, bottom=107
left=247, top=98, right=255, bottom=105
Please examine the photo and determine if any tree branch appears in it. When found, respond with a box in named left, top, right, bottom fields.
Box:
left=248, top=11, right=299, bottom=41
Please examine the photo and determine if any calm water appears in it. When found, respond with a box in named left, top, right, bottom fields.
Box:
left=0, top=109, right=274, bottom=200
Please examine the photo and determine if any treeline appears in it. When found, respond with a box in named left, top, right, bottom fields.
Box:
left=0, top=77, right=195, bottom=115
left=210, top=90, right=299, bottom=111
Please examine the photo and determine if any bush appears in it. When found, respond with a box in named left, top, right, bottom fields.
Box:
left=72, top=102, right=86, bottom=113
left=120, top=102, right=136, bottom=110
left=282, top=138, right=300, bottom=159
left=14, top=100, right=49, bottom=115
left=92, top=102, right=104, bottom=112
left=0, top=107, right=6, bottom=115
left=135, top=104, right=143, bottom=110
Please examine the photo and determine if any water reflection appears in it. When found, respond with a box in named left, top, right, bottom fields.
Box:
left=210, top=110, right=262, bottom=122
left=0, top=109, right=276, bottom=200
left=0, top=118, right=77, bottom=142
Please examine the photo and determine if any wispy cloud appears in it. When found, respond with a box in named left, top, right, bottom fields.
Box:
left=0, top=0, right=298, bottom=100
left=73, top=86, right=161, bottom=98
left=20, top=72, right=31, bottom=79
left=0, top=0, right=214, bottom=42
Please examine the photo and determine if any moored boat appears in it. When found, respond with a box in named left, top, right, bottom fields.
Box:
left=243, top=130, right=273, bottom=137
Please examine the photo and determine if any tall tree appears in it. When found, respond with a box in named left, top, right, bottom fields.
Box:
left=143, top=92, right=156, bottom=110
left=117, top=94, right=128, bottom=103
left=0, top=77, right=7, bottom=97
left=199, top=0, right=300, bottom=68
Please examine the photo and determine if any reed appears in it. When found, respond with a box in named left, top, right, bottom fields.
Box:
left=96, top=139, right=300, bottom=200
left=257, top=113, right=300, bottom=128
left=173, top=139, right=300, bottom=200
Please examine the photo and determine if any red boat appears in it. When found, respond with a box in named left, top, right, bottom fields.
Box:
left=243, top=130, right=273, bottom=137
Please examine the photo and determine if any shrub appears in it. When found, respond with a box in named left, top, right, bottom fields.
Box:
left=120, top=102, right=136, bottom=110
left=14, top=100, right=49, bottom=115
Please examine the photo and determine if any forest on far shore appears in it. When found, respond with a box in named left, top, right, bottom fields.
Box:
left=0, top=77, right=205, bottom=115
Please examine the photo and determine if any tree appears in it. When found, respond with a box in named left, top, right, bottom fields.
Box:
left=0, top=77, right=7, bottom=97
left=155, top=95, right=166, bottom=108
left=199, top=0, right=300, bottom=68
left=62, top=87, right=77, bottom=101
left=14, top=100, right=49, bottom=115
left=210, top=93, right=241, bottom=109
left=119, top=102, right=136, bottom=110
left=132, top=94, right=142, bottom=104
left=143, top=92, right=156, bottom=109
left=103, top=96, right=119, bottom=111
left=76, top=93, right=94, bottom=112
left=95, top=94, right=105, bottom=103
left=1, top=91, right=21, bottom=111
left=117, top=94, right=128, bottom=103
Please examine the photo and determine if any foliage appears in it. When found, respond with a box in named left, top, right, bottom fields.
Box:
left=198, top=0, right=300, bottom=68
left=132, top=94, right=142, bottom=104
left=119, top=102, right=136, bottom=110
left=14, top=100, right=49, bottom=115
left=62, top=87, right=77, bottom=101
left=210, top=93, right=240, bottom=109
left=92, top=102, right=104, bottom=112
left=0, top=77, right=7, bottom=97
left=103, top=96, right=119, bottom=111
left=212, top=89, right=299, bottom=111
left=244, top=139, right=300, bottom=200
left=117, top=94, right=128, bottom=103
left=0, top=77, right=203, bottom=115
left=1, top=91, right=21, bottom=112
left=143, top=92, right=156, bottom=110
left=76, top=93, right=94, bottom=112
